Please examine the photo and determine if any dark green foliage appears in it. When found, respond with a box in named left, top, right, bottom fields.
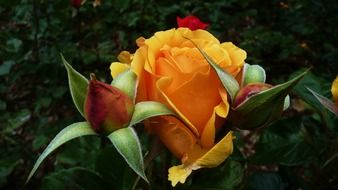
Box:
left=0, top=0, right=337, bottom=189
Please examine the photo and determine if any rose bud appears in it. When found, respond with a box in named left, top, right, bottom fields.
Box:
left=84, top=75, right=134, bottom=135
left=71, top=0, right=82, bottom=8
left=234, top=83, right=272, bottom=108
left=176, top=15, right=209, bottom=30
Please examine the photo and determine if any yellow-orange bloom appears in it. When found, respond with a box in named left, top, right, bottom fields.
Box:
left=110, top=28, right=246, bottom=186
left=332, top=76, right=338, bottom=105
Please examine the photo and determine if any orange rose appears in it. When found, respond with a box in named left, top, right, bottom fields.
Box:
left=110, top=28, right=246, bottom=186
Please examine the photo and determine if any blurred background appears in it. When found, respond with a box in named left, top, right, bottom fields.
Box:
left=0, top=0, right=337, bottom=189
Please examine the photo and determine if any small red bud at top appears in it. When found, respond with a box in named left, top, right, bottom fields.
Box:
left=84, top=76, right=134, bottom=134
left=71, top=0, right=82, bottom=8
left=234, top=83, right=272, bottom=108
left=176, top=15, right=209, bottom=30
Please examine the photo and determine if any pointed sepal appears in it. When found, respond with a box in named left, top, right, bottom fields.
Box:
left=307, top=87, right=338, bottom=116
left=187, top=39, right=240, bottom=103
left=129, top=101, right=176, bottom=127
left=61, top=54, right=88, bottom=117
left=111, top=69, right=138, bottom=102
left=107, top=127, right=149, bottom=183
left=26, top=122, right=97, bottom=184
left=241, top=63, right=266, bottom=86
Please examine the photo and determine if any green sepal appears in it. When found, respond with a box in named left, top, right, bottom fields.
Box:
left=307, top=87, right=338, bottom=116
left=229, top=69, right=308, bottom=129
left=26, top=122, right=97, bottom=184
left=107, top=127, right=148, bottom=183
left=187, top=38, right=240, bottom=103
left=61, top=54, right=88, bottom=117
left=129, top=101, right=176, bottom=127
left=242, top=63, right=266, bottom=86
left=111, top=69, right=137, bottom=102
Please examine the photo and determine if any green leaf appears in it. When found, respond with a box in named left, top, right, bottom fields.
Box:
left=61, top=54, right=88, bottom=117
left=249, top=117, right=313, bottom=166
left=26, top=122, right=97, bottom=184
left=0, top=60, right=15, bottom=76
left=111, top=69, right=137, bottom=102
left=230, top=69, right=308, bottom=129
left=129, top=101, right=176, bottom=127
left=107, top=127, right=148, bottom=183
left=307, top=87, right=338, bottom=116
left=7, top=109, right=31, bottom=131
left=95, top=147, right=138, bottom=190
left=188, top=38, right=240, bottom=102
left=242, top=63, right=266, bottom=86
left=291, top=70, right=326, bottom=112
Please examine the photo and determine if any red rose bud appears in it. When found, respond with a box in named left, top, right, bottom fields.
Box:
left=84, top=75, right=134, bottom=135
left=177, top=15, right=208, bottom=30
left=71, top=0, right=82, bottom=8
left=234, top=83, right=272, bottom=108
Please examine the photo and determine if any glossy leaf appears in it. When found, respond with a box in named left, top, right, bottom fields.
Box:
left=111, top=69, right=138, bottom=102
left=107, top=127, right=148, bottom=183
left=61, top=54, right=88, bottom=117
left=307, top=87, right=338, bottom=116
left=188, top=39, right=240, bottom=102
left=230, top=69, right=308, bottom=129
left=129, top=101, right=176, bottom=127
left=291, top=70, right=325, bottom=112
left=249, top=118, right=313, bottom=166
left=26, top=122, right=97, bottom=184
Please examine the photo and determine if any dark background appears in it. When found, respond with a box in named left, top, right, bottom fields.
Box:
left=0, top=0, right=337, bottom=189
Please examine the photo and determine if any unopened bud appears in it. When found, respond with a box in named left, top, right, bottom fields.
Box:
left=234, top=83, right=272, bottom=108
left=84, top=75, right=134, bottom=135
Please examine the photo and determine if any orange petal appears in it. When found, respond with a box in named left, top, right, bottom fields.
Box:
left=151, top=116, right=197, bottom=159
left=162, top=71, right=222, bottom=134
left=156, top=77, right=199, bottom=136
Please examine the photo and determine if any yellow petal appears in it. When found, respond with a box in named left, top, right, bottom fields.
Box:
left=168, top=165, right=193, bottom=187
left=201, top=102, right=229, bottom=148
left=117, top=51, right=133, bottom=64
left=136, top=37, right=146, bottom=47
left=167, top=132, right=233, bottom=186
left=110, top=62, right=130, bottom=78
left=195, top=131, right=233, bottom=168
left=221, top=42, right=247, bottom=67
left=331, top=75, right=338, bottom=105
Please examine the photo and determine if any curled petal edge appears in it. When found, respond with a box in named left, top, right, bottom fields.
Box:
left=168, top=131, right=233, bottom=187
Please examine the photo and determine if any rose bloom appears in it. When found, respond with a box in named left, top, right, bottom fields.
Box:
left=110, top=28, right=246, bottom=186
